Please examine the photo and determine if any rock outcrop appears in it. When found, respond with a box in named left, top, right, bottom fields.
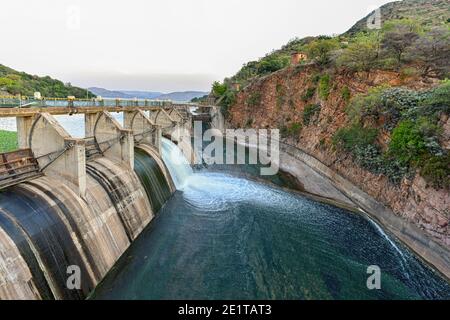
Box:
left=227, top=65, right=449, bottom=247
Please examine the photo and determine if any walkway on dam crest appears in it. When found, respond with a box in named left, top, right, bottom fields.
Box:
left=0, top=102, right=218, bottom=191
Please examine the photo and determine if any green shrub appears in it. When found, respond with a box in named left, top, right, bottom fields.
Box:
left=346, top=85, right=425, bottom=130
left=333, top=124, right=378, bottom=151
left=341, top=86, right=351, bottom=102
left=388, top=120, right=427, bottom=166
left=0, top=77, right=14, bottom=87
left=353, top=144, right=385, bottom=174
left=219, top=90, right=236, bottom=118
left=311, top=73, right=321, bottom=84
left=212, top=81, right=227, bottom=97
left=337, top=32, right=380, bottom=71
left=303, top=104, right=321, bottom=125
left=276, top=84, right=286, bottom=107
left=333, top=125, right=409, bottom=184
left=419, top=80, right=450, bottom=116
left=381, top=156, right=411, bottom=184
left=301, top=87, right=316, bottom=102
left=346, top=86, right=386, bottom=122
left=419, top=154, right=450, bottom=189
left=257, top=55, right=290, bottom=75
left=288, top=123, right=302, bottom=136
left=306, top=38, right=340, bottom=66
left=400, top=67, right=419, bottom=79
left=247, top=92, right=262, bottom=107
left=318, top=74, right=331, bottom=99
left=280, top=123, right=302, bottom=138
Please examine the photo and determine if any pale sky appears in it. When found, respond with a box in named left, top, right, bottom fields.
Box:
left=1, top=0, right=392, bottom=92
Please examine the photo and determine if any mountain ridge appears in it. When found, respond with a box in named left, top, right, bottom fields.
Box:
left=88, top=87, right=208, bottom=102
left=0, top=64, right=95, bottom=98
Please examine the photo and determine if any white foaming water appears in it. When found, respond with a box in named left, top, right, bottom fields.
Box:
left=161, top=138, right=193, bottom=189
left=367, top=216, right=410, bottom=278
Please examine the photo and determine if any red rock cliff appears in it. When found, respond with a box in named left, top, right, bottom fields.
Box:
left=227, top=65, right=449, bottom=247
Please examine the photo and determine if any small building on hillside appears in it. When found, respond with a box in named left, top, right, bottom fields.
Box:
left=291, top=52, right=308, bottom=65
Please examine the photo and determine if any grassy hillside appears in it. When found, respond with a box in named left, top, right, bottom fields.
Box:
left=0, top=64, right=94, bottom=98
left=0, top=130, right=18, bottom=153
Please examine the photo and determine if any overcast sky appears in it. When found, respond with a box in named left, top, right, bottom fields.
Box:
left=2, top=0, right=392, bottom=92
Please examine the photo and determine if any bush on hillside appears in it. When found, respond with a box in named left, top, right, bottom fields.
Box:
left=303, top=104, right=321, bottom=125
left=301, top=87, right=316, bottom=102
left=318, top=74, right=331, bottom=99
left=306, top=37, right=340, bottom=66
left=419, top=153, right=450, bottom=189
left=337, top=32, right=381, bottom=71
left=388, top=120, right=428, bottom=166
left=257, top=55, right=290, bottom=75
left=333, top=124, right=378, bottom=151
left=247, top=92, right=262, bottom=107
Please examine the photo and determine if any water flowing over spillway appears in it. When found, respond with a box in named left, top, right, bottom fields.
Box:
left=0, top=188, right=92, bottom=299
left=134, top=147, right=172, bottom=213
left=91, top=145, right=450, bottom=300
left=161, top=138, right=193, bottom=189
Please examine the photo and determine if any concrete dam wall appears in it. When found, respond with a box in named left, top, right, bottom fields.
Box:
left=0, top=110, right=181, bottom=299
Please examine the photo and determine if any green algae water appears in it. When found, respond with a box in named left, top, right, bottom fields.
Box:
left=91, top=169, right=450, bottom=299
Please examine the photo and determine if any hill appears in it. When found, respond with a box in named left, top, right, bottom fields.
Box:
left=88, top=87, right=134, bottom=99
left=216, top=0, right=449, bottom=92
left=213, top=0, right=450, bottom=248
left=346, top=0, right=450, bottom=35
left=119, top=90, right=163, bottom=99
left=0, top=64, right=94, bottom=98
left=89, top=87, right=208, bottom=102
left=154, top=91, right=209, bottom=102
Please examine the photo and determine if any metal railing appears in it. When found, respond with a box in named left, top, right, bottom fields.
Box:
left=0, top=95, right=174, bottom=108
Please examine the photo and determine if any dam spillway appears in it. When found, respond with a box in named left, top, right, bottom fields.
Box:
left=134, top=145, right=175, bottom=213
left=0, top=145, right=176, bottom=299
left=0, top=109, right=186, bottom=300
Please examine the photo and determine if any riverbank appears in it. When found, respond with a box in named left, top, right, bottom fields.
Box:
left=277, top=144, right=450, bottom=282
left=200, top=131, right=450, bottom=282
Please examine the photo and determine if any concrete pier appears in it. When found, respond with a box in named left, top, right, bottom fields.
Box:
left=0, top=105, right=195, bottom=299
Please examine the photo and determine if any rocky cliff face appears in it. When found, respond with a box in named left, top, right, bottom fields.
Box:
left=227, top=65, right=449, bottom=247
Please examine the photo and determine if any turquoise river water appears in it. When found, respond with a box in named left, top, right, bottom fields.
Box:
left=90, top=139, right=450, bottom=300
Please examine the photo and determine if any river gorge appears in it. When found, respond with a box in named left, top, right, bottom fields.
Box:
left=0, top=114, right=449, bottom=300
left=90, top=138, right=450, bottom=299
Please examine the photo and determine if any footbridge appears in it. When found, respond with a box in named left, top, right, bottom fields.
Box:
left=0, top=97, right=218, bottom=192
